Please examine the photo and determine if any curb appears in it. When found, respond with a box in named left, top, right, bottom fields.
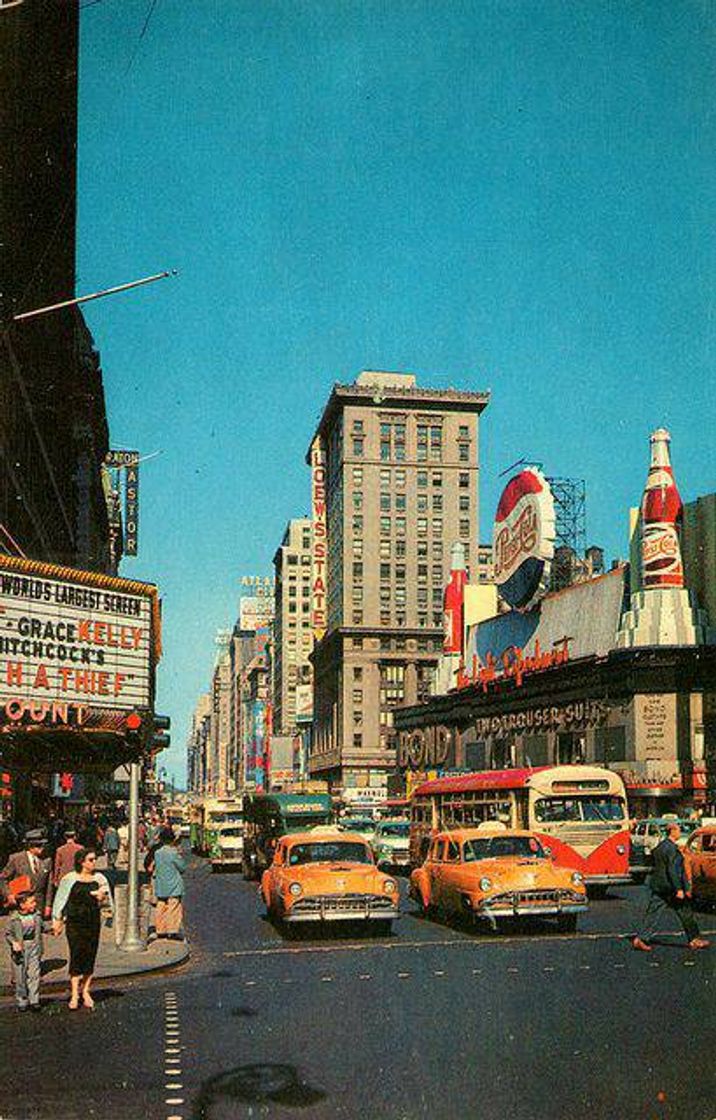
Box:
left=0, top=942, right=190, bottom=1001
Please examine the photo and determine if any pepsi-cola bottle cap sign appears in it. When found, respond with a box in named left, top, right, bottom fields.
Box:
left=492, top=467, right=556, bottom=612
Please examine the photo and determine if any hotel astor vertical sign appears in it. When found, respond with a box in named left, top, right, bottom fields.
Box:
left=105, top=449, right=140, bottom=557
left=310, top=437, right=327, bottom=641
left=0, top=556, right=159, bottom=731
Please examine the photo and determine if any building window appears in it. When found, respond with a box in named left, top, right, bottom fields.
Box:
left=459, top=425, right=469, bottom=439
left=432, top=517, right=443, bottom=535
left=353, top=612, right=363, bottom=624
left=353, top=467, right=363, bottom=486
left=353, top=539, right=363, bottom=558
left=353, top=562, right=363, bottom=581
left=432, top=540, right=443, bottom=559
left=353, top=667, right=363, bottom=680
left=353, top=438, right=364, bottom=457
left=353, top=419, right=364, bottom=433
left=417, top=470, right=428, bottom=488
left=432, top=564, right=443, bottom=583
left=417, top=540, right=428, bottom=557
left=417, top=517, right=427, bottom=537
left=352, top=588, right=363, bottom=605
left=395, top=469, right=406, bottom=487
left=353, top=689, right=363, bottom=703
left=432, top=493, right=443, bottom=512
left=417, top=493, right=428, bottom=512
left=380, top=494, right=391, bottom=511
left=417, top=424, right=428, bottom=461
left=459, top=495, right=470, bottom=512
left=460, top=519, right=470, bottom=538
left=353, top=637, right=363, bottom=647
left=459, top=472, right=469, bottom=489
left=395, top=493, right=406, bottom=511
left=418, top=564, right=428, bottom=582
left=379, top=539, right=391, bottom=558
left=395, top=539, right=406, bottom=558
left=433, top=612, right=442, bottom=626
left=380, top=516, right=391, bottom=537
left=395, top=517, right=406, bottom=536
left=353, top=491, right=363, bottom=510
left=380, top=610, right=390, bottom=625
left=430, top=426, right=442, bottom=461
left=380, top=587, right=391, bottom=604
left=459, top=443, right=469, bottom=462
left=380, top=469, right=390, bottom=490
left=418, top=613, right=428, bottom=627
left=395, top=564, right=406, bottom=582
left=432, top=472, right=442, bottom=487
left=380, top=562, right=391, bottom=581
left=353, top=514, right=363, bottom=535
left=353, top=733, right=363, bottom=748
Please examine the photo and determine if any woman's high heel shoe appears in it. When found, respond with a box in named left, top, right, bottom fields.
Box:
left=82, top=995, right=95, bottom=1010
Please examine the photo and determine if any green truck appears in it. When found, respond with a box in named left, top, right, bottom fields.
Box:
left=242, top=791, right=333, bottom=879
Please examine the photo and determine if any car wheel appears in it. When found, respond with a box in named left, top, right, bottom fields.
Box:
left=372, top=920, right=393, bottom=937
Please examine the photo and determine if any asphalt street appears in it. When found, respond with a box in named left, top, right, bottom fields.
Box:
left=1, top=855, right=714, bottom=1120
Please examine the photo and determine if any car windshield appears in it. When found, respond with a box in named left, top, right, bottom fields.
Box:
left=219, top=828, right=242, bottom=838
left=378, top=823, right=409, bottom=838
left=534, top=796, right=625, bottom=823
left=462, top=836, right=545, bottom=862
left=340, top=820, right=375, bottom=832
left=209, top=812, right=243, bottom=825
left=287, top=842, right=373, bottom=865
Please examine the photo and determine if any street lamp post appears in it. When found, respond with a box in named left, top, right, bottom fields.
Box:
left=119, top=760, right=144, bottom=952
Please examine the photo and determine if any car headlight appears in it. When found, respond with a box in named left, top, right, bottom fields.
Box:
left=616, top=845, right=626, bottom=855
left=378, top=846, right=392, bottom=857
left=383, top=880, right=397, bottom=893
left=571, top=872, right=584, bottom=885
left=289, top=882, right=302, bottom=896
left=479, top=876, right=492, bottom=891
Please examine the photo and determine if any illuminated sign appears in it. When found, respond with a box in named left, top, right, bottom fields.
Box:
left=493, top=467, right=555, bottom=611
left=105, top=450, right=140, bottom=557
left=310, top=437, right=327, bottom=640
left=458, top=637, right=570, bottom=692
left=0, top=557, right=159, bottom=730
left=239, top=595, right=274, bottom=633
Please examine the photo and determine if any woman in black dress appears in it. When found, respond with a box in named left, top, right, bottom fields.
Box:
left=52, top=848, right=112, bottom=1010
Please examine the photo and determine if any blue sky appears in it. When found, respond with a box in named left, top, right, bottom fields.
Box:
left=77, top=0, right=716, bottom=783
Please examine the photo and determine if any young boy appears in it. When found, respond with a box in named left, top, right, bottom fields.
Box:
left=5, top=890, right=43, bottom=1011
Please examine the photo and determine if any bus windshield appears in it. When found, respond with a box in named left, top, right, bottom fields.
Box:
left=463, top=836, right=545, bottom=862
left=209, top=812, right=243, bottom=825
left=534, top=796, right=625, bottom=823
left=378, top=822, right=410, bottom=838
left=287, top=842, right=373, bottom=865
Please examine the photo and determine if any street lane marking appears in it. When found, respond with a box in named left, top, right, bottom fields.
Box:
left=163, top=992, right=183, bottom=1119
left=434, top=970, right=446, bottom=976
left=221, top=927, right=716, bottom=958
left=359, top=974, right=372, bottom=980
left=320, top=976, right=333, bottom=982
left=397, top=972, right=410, bottom=978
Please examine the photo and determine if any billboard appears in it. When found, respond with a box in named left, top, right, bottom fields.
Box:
left=0, top=555, right=160, bottom=733
left=310, top=437, right=327, bottom=640
left=493, top=467, right=555, bottom=612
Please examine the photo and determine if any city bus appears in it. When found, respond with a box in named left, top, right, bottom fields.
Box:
left=410, top=765, right=630, bottom=889
left=242, top=791, right=333, bottom=879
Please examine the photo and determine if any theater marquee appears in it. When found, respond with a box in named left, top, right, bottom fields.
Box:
left=0, top=555, right=160, bottom=733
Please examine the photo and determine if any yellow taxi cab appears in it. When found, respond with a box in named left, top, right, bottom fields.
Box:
left=260, top=829, right=400, bottom=931
left=684, top=826, right=716, bottom=905
left=409, top=824, right=588, bottom=932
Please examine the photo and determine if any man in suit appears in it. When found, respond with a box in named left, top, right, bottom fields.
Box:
left=0, top=830, right=54, bottom=919
left=633, top=822, right=709, bottom=951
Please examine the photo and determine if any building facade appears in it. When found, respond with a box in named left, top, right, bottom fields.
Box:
left=0, top=0, right=114, bottom=573
left=272, top=518, right=314, bottom=736
left=307, top=370, right=489, bottom=795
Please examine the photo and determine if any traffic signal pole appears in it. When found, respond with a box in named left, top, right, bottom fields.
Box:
left=119, top=761, right=144, bottom=952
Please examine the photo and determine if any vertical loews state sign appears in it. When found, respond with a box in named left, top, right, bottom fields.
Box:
left=493, top=467, right=555, bottom=612
left=310, top=437, right=327, bottom=641
left=0, top=555, right=161, bottom=734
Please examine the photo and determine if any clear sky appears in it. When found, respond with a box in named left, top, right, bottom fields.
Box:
left=77, top=0, right=716, bottom=784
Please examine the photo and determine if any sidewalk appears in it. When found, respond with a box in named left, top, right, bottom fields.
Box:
left=0, top=858, right=189, bottom=997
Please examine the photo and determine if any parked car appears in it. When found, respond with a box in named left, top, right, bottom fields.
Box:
left=409, top=826, right=588, bottom=932
left=371, top=819, right=411, bottom=871
left=260, top=830, right=399, bottom=933
left=630, top=817, right=696, bottom=880
left=684, top=826, right=716, bottom=906
left=337, top=817, right=376, bottom=842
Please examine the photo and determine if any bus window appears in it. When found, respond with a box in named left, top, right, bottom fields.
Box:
left=534, top=798, right=582, bottom=823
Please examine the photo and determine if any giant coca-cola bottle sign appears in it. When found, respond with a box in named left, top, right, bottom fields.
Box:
left=640, top=428, right=684, bottom=589
left=492, top=467, right=555, bottom=612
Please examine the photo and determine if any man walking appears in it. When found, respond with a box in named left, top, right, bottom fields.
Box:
left=53, top=830, right=83, bottom=886
left=632, top=822, right=710, bottom=951
left=103, top=823, right=120, bottom=870
left=0, top=831, right=54, bottom=919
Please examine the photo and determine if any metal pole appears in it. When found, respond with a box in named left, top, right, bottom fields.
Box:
left=12, top=270, right=177, bottom=322
left=119, top=760, right=145, bottom=952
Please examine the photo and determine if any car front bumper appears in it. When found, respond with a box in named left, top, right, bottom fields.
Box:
left=283, top=895, right=400, bottom=923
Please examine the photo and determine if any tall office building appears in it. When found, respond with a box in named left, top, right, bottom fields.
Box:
left=273, top=518, right=314, bottom=736
left=307, top=371, right=489, bottom=794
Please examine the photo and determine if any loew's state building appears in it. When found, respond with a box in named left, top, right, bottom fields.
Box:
left=307, top=371, right=489, bottom=795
